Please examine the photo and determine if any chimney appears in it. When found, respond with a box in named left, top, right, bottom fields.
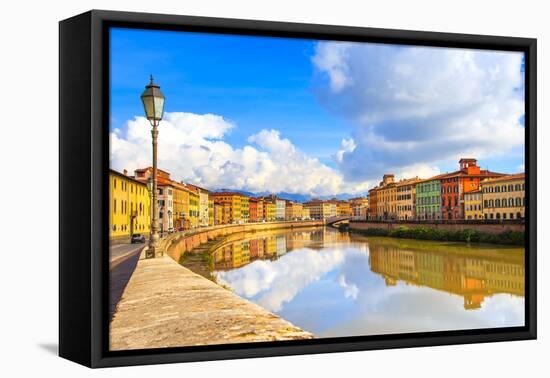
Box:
left=123, top=169, right=128, bottom=176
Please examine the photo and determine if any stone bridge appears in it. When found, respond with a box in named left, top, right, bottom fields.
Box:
left=325, top=216, right=352, bottom=227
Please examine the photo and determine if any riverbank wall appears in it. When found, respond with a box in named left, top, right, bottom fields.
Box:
left=110, top=220, right=323, bottom=349
left=349, top=220, right=524, bottom=235
left=109, top=255, right=313, bottom=350
left=162, top=220, right=324, bottom=261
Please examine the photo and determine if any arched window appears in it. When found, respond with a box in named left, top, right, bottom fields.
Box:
left=515, top=184, right=520, bottom=191
left=489, top=199, right=494, bottom=208
left=516, top=197, right=521, bottom=206
left=501, top=185, right=506, bottom=192
left=508, top=198, right=514, bottom=207
left=496, top=213, right=501, bottom=219
left=508, top=184, right=514, bottom=192
left=496, top=186, right=500, bottom=193
left=495, top=199, right=501, bottom=207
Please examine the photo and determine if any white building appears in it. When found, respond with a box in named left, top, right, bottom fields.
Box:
left=158, top=185, right=174, bottom=233
left=276, top=199, right=286, bottom=220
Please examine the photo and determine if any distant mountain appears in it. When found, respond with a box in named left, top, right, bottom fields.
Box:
left=211, top=189, right=367, bottom=203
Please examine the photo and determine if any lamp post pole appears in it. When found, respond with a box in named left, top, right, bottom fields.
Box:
left=141, top=75, right=165, bottom=258
left=148, top=121, right=160, bottom=258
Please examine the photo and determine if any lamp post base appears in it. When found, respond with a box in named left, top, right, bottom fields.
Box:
left=145, top=247, right=156, bottom=259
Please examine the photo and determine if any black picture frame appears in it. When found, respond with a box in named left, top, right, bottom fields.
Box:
left=59, top=9, right=537, bottom=368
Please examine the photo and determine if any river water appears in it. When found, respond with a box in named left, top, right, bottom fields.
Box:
left=197, top=226, right=525, bottom=338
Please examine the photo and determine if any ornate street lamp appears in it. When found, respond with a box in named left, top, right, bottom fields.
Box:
left=141, top=75, right=165, bottom=258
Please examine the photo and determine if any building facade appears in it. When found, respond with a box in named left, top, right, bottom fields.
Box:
left=395, top=178, right=418, bottom=220
left=440, top=158, right=504, bottom=220
left=335, top=200, right=352, bottom=217
left=158, top=184, right=174, bottom=233
left=368, top=174, right=397, bottom=220
left=186, top=184, right=210, bottom=227
left=285, top=201, right=304, bottom=220
left=171, top=182, right=191, bottom=230
left=464, top=190, right=483, bottom=220
left=275, top=199, right=286, bottom=220
left=481, top=173, right=525, bottom=220
left=303, top=200, right=334, bottom=220
left=210, top=192, right=250, bottom=224
left=350, top=197, right=369, bottom=218
left=109, top=169, right=151, bottom=240
left=263, top=201, right=276, bottom=221
left=415, top=178, right=442, bottom=220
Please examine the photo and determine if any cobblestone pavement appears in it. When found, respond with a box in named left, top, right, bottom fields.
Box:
left=109, top=256, right=313, bottom=350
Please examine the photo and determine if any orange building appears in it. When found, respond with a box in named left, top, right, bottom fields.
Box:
left=440, top=158, right=504, bottom=220
left=249, top=197, right=264, bottom=222
left=368, top=174, right=396, bottom=220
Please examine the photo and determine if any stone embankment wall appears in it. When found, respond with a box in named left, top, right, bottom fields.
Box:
left=349, top=220, right=524, bottom=235
left=110, top=256, right=313, bottom=350
left=162, top=220, right=324, bottom=261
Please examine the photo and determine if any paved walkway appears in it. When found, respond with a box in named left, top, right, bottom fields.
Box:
left=109, top=256, right=313, bottom=350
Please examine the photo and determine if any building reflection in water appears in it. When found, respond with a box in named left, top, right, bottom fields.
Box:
left=211, top=228, right=524, bottom=311
left=369, top=244, right=524, bottom=310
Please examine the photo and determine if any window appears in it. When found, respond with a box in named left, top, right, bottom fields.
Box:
left=114, top=179, right=116, bottom=189
left=509, top=198, right=514, bottom=207
left=495, top=199, right=501, bottom=207
left=508, top=184, right=514, bottom=192
left=510, top=213, right=514, bottom=219
left=503, top=213, right=507, bottom=219
left=501, top=185, right=506, bottom=192
left=516, top=197, right=521, bottom=206
left=113, top=199, right=117, bottom=213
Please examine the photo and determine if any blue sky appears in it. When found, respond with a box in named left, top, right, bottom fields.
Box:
left=110, top=28, right=525, bottom=196
left=110, top=28, right=350, bottom=168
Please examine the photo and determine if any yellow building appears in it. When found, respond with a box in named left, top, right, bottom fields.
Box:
left=335, top=201, right=352, bottom=216
left=210, top=192, right=249, bottom=224
left=208, top=198, right=214, bottom=226
left=109, top=169, right=150, bottom=240
left=241, top=195, right=250, bottom=223
left=301, top=207, right=310, bottom=220
left=369, top=174, right=397, bottom=220
left=464, top=190, right=483, bottom=220
left=285, top=201, right=304, bottom=220
left=171, top=182, right=190, bottom=230
left=396, top=178, right=419, bottom=220
left=481, top=173, right=525, bottom=220
left=350, top=197, right=369, bottom=217
left=187, top=187, right=200, bottom=227
left=303, top=200, right=334, bottom=220
left=263, top=201, right=277, bottom=221
left=213, top=202, right=231, bottom=225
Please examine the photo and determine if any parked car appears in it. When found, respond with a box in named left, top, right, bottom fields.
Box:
left=131, top=234, right=145, bottom=244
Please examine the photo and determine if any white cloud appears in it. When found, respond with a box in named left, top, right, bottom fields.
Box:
left=110, top=112, right=369, bottom=195
left=215, top=247, right=351, bottom=312
left=313, top=42, right=525, bottom=180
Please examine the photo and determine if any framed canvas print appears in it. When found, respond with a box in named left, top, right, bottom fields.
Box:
left=59, top=10, right=537, bottom=368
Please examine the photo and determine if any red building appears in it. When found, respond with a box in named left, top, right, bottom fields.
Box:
left=248, top=197, right=264, bottom=222
left=440, top=158, right=504, bottom=220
